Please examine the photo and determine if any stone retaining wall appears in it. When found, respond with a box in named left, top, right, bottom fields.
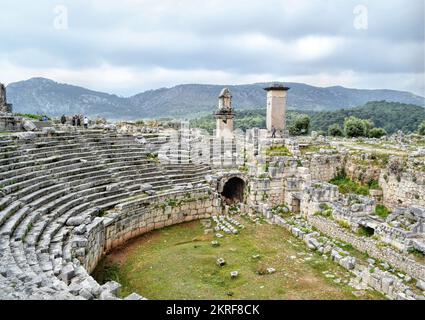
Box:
left=307, top=215, right=425, bottom=281
left=380, top=169, right=425, bottom=208
left=79, top=188, right=221, bottom=273
left=273, top=215, right=424, bottom=300
left=345, top=156, right=381, bottom=185
left=307, top=154, right=343, bottom=182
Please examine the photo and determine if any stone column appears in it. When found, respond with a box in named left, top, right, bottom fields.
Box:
left=215, top=88, right=234, bottom=138
left=264, top=84, right=290, bottom=137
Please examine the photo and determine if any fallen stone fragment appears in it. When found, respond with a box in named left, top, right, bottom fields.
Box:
left=217, top=258, right=226, bottom=267
left=211, top=240, right=220, bottom=247
left=266, top=267, right=276, bottom=274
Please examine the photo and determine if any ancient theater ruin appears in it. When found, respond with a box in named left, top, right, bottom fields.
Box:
left=0, top=83, right=424, bottom=300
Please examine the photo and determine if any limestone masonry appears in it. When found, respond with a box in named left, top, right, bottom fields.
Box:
left=0, top=85, right=424, bottom=300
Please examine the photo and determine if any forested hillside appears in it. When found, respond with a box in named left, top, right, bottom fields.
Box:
left=190, top=101, right=425, bottom=134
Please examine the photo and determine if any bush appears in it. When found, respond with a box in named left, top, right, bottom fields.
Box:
left=344, top=116, right=367, bottom=137
left=369, top=127, right=387, bottom=138
left=328, top=124, right=343, bottom=137
left=289, top=115, right=310, bottom=136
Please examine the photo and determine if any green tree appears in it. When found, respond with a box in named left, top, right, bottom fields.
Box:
left=362, top=119, right=374, bottom=136
left=369, top=127, right=387, bottom=138
left=418, top=121, right=425, bottom=136
left=344, top=116, right=367, bottom=137
left=328, top=123, right=343, bottom=137
left=289, top=115, right=310, bottom=136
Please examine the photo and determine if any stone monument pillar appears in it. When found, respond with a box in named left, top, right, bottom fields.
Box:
left=0, top=83, right=13, bottom=113
left=215, top=88, right=234, bottom=138
left=264, top=84, right=289, bottom=137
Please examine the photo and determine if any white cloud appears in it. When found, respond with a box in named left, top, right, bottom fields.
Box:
left=0, top=0, right=423, bottom=97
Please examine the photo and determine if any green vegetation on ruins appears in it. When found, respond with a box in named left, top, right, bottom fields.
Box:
left=374, top=205, right=391, bottom=219
left=93, top=220, right=384, bottom=300
left=265, top=145, right=292, bottom=157
left=300, top=144, right=336, bottom=155
left=329, top=170, right=370, bottom=196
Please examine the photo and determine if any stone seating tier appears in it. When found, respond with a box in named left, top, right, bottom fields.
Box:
left=0, top=130, right=211, bottom=299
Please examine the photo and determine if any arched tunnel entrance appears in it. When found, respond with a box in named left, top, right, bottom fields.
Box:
left=221, top=177, right=245, bottom=204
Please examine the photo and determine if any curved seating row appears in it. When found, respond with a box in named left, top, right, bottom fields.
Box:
left=0, top=129, right=211, bottom=299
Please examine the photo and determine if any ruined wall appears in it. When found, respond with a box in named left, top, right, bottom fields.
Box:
left=273, top=215, right=424, bottom=300
left=307, top=153, right=381, bottom=185
left=307, top=152, right=425, bottom=209
left=380, top=168, right=425, bottom=208
left=345, top=156, right=382, bottom=185
left=0, top=116, right=22, bottom=132
left=307, top=154, right=343, bottom=181
left=307, top=215, right=425, bottom=281
left=79, top=188, right=220, bottom=273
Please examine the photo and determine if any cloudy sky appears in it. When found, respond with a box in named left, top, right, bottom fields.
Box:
left=0, top=0, right=424, bottom=96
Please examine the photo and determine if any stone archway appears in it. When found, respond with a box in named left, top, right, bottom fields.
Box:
left=221, top=177, right=245, bottom=204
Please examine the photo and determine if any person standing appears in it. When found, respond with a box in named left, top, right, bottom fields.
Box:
left=72, top=115, right=76, bottom=126
left=61, top=114, right=66, bottom=125
left=83, top=116, right=89, bottom=129
left=76, top=115, right=81, bottom=127
left=271, top=125, right=277, bottom=138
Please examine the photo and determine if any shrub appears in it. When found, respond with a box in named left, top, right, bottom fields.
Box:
left=344, top=116, right=367, bottom=137
left=328, top=124, right=343, bottom=137
left=289, top=115, right=310, bottom=136
left=369, top=127, right=387, bottom=138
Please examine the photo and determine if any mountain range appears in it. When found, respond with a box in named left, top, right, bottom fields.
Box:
left=5, top=77, right=424, bottom=120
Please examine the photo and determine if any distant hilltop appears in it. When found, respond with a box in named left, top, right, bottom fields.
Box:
left=5, top=77, right=424, bottom=120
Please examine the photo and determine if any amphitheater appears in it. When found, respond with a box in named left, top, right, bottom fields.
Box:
left=0, top=85, right=424, bottom=300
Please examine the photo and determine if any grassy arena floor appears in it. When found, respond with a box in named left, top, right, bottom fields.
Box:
left=93, top=218, right=385, bottom=300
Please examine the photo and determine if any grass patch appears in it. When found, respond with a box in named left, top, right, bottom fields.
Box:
left=301, top=145, right=336, bottom=155
left=315, top=204, right=333, bottom=219
left=337, top=220, right=350, bottom=229
left=265, top=145, right=292, bottom=157
left=357, top=226, right=374, bottom=237
left=374, top=205, right=391, bottom=219
left=407, top=248, right=424, bottom=258
left=93, top=220, right=384, bottom=300
left=368, top=180, right=380, bottom=190
left=15, top=113, right=49, bottom=121
left=146, top=153, right=159, bottom=163
left=329, top=170, right=369, bottom=196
